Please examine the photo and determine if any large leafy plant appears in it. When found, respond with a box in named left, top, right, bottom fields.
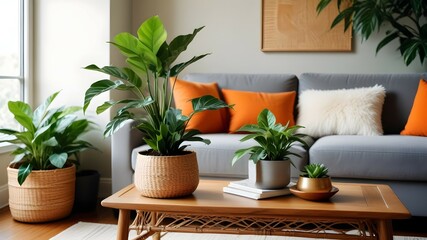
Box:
left=232, top=109, right=308, bottom=166
left=83, top=15, right=231, bottom=156
left=0, top=91, right=95, bottom=185
left=317, top=0, right=427, bottom=65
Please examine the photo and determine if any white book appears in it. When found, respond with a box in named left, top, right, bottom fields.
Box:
left=223, top=180, right=295, bottom=200
left=229, top=179, right=295, bottom=194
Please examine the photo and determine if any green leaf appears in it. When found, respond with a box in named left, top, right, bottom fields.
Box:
left=55, top=115, right=77, bottom=133
left=257, top=109, right=275, bottom=129
left=237, top=125, right=264, bottom=134
left=376, top=31, right=399, bottom=54
left=400, top=38, right=420, bottom=65
left=111, top=33, right=145, bottom=58
left=190, top=95, right=231, bottom=114
left=316, top=0, right=333, bottom=14
left=170, top=54, right=210, bottom=77
left=117, top=98, right=155, bottom=115
left=18, top=163, right=32, bottom=185
left=331, top=7, right=354, bottom=30
left=232, top=147, right=253, bottom=166
left=33, top=124, right=52, bottom=144
left=83, top=80, right=125, bottom=112
left=104, top=111, right=134, bottom=137
left=126, top=57, right=149, bottom=79
left=42, top=137, right=58, bottom=147
left=0, top=128, right=19, bottom=136
left=137, top=15, right=167, bottom=56
left=49, top=153, right=68, bottom=168
left=157, top=26, right=205, bottom=76
left=133, top=16, right=166, bottom=71
left=8, top=101, right=35, bottom=132
left=33, top=91, right=60, bottom=127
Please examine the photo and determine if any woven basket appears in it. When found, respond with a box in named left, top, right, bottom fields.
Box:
left=134, top=151, right=199, bottom=198
left=7, top=164, right=76, bottom=223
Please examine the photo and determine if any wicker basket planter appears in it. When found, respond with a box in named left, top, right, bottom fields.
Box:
left=7, top=164, right=76, bottom=223
left=134, top=151, right=199, bottom=198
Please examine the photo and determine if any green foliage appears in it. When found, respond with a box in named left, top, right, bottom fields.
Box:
left=301, top=163, right=329, bottom=178
left=83, top=15, right=231, bottom=156
left=0, top=91, right=96, bottom=185
left=232, top=109, right=308, bottom=166
left=317, top=0, right=427, bottom=65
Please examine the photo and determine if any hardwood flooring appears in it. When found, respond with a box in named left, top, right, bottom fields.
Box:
left=0, top=202, right=426, bottom=239
left=0, top=204, right=116, bottom=240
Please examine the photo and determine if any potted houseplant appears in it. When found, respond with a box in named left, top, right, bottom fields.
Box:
left=232, top=109, right=308, bottom=189
left=297, top=163, right=332, bottom=192
left=83, top=15, right=231, bottom=198
left=0, top=91, right=95, bottom=222
left=291, top=163, right=339, bottom=201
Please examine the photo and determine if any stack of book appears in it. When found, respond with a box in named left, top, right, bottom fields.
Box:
left=223, top=179, right=295, bottom=200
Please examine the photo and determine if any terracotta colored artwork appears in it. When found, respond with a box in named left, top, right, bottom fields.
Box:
left=262, top=0, right=352, bottom=51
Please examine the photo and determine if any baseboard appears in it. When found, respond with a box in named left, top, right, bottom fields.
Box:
left=99, top=177, right=112, bottom=198
left=0, top=184, right=8, bottom=209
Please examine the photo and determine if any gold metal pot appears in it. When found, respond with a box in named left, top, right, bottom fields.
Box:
left=296, top=176, right=332, bottom=192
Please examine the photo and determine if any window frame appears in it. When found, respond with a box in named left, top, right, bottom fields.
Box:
left=0, top=0, right=32, bottom=153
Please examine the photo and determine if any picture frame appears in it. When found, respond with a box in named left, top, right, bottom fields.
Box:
left=261, top=0, right=352, bottom=52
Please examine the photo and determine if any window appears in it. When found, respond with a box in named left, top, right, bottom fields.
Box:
left=0, top=0, right=31, bottom=149
left=0, top=0, right=31, bottom=152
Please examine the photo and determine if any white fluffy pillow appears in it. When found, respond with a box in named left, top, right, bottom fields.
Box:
left=297, top=85, right=386, bottom=138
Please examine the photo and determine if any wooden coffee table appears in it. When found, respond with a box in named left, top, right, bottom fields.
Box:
left=101, top=179, right=410, bottom=240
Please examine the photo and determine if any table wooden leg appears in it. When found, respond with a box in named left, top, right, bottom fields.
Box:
left=117, top=209, right=131, bottom=240
left=151, top=212, right=161, bottom=240
left=377, top=219, right=393, bottom=240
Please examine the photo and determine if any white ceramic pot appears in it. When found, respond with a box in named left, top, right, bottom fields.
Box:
left=248, top=160, right=291, bottom=189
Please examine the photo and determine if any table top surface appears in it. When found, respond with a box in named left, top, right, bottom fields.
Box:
left=102, top=179, right=410, bottom=219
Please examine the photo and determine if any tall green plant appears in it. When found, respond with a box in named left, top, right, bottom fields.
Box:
left=0, top=91, right=95, bottom=185
left=232, top=109, right=308, bottom=166
left=83, top=15, right=231, bottom=156
left=317, top=0, right=427, bottom=65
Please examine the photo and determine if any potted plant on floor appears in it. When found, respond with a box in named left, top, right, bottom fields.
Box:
left=83, top=15, right=231, bottom=198
left=0, top=91, right=96, bottom=222
left=232, top=109, right=308, bottom=189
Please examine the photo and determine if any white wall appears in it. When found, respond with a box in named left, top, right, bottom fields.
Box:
left=34, top=0, right=111, bottom=181
left=31, top=0, right=131, bottom=197
left=132, top=0, right=426, bottom=74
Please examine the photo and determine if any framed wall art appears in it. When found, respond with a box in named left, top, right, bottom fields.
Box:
left=261, top=0, right=352, bottom=52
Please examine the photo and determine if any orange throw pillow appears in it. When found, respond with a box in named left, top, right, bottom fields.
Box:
left=401, top=79, right=427, bottom=136
left=171, top=78, right=227, bottom=133
left=221, top=89, right=296, bottom=133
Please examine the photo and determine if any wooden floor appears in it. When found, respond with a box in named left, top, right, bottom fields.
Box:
left=0, top=204, right=116, bottom=240
left=0, top=202, right=426, bottom=240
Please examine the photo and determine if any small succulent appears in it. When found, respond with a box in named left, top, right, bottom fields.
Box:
left=301, top=163, right=329, bottom=178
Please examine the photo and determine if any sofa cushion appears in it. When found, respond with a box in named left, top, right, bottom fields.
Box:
left=172, top=78, right=227, bottom=133
left=299, top=73, right=427, bottom=134
left=131, top=134, right=309, bottom=178
left=182, top=73, right=298, bottom=93
left=297, top=85, right=385, bottom=137
left=221, top=89, right=296, bottom=132
left=401, top=79, right=427, bottom=136
left=309, top=135, right=427, bottom=181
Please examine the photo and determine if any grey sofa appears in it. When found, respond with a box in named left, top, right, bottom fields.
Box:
left=111, top=72, right=427, bottom=217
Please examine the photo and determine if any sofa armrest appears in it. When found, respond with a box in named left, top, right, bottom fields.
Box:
left=111, top=120, right=144, bottom=193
